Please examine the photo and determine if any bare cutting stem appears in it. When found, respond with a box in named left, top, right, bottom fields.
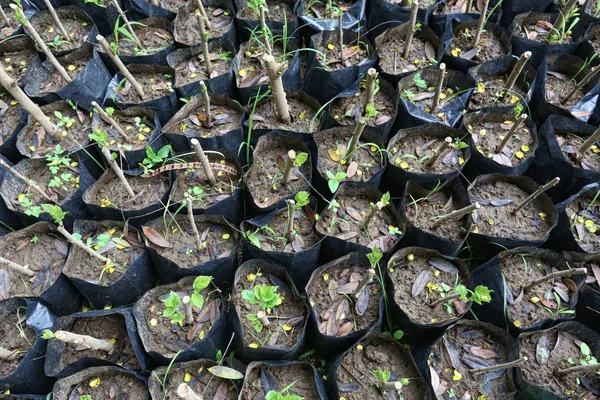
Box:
left=176, top=383, right=203, bottom=400
left=403, top=0, right=419, bottom=59
left=511, top=177, right=560, bottom=214
left=473, top=0, right=489, bottom=46
left=57, top=225, right=112, bottom=265
left=427, top=137, right=453, bottom=167
left=523, top=267, right=587, bottom=292
left=96, top=34, right=146, bottom=100
left=502, top=51, right=531, bottom=101
left=432, top=202, right=481, bottom=229
left=470, top=357, right=527, bottom=375
left=42, top=0, right=70, bottom=39
left=0, top=255, right=36, bottom=277
left=345, top=117, right=367, bottom=162
left=352, top=268, right=375, bottom=298
left=256, top=310, right=270, bottom=326
left=199, top=81, right=211, bottom=128
left=191, top=138, right=217, bottom=186
left=551, top=0, right=579, bottom=42
left=381, top=381, right=403, bottom=391
left=577, top=126, right=600, bottom=155
left=338, top=12, right=344, bottom=64
left=0, top=6, right=11, bottom=28
left=91, top=101, right=129, bottom=140
left=283, top=150, right=296, bottom=184
left=182, top=295, right=194, bottom=325
left=0, top=347, right=19, bottom=360
left=54, top=330, right=115, bottom=352
left=286, top=199, right=295, bottom=242
left=556, top=361, right=600, bottom=377
left=429, top=292, right=461, bottom=307
left=562, top=65, right=600, bottom=104
left=431, top=63, right=446, bottom=113
left=363, top=68, right=378, bottom=113
left=363, top=202, right=384, bottom=230
left=464, top=0, right=473, bottom=13
left=100, top=147, right=136, bottom=198
left=111, top=0, right=144, bottom=48
left=194, top=0, right=213, bottom=30
left=0, top=159, right=54, bottom=202
left=260, top=5, right=272, bottom=55
left=263, top=54, right=290, bottom=124
left=496, top=114, right=528, bottom=153
left=187, top=200, right=203, bottom=251
left=195, top=11, right=213, bottom=77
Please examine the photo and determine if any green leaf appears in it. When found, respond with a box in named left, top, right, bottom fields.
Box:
left=193, top=275, right=212, bottom=292
left=40, top=204, right=68, bottom=225
left=191, top=293, right=204, bottom=310
left=326, top=170, right=336, bottom=180
left=473, top=285, right=493, bottom=305
left=293, top=152, right=308, bottom=167
left=294, top=191, right=310, bottom=208
left=335, top=172, right=348, bottom=180
left=581, top=342, right=591, bottom=356
left=208, top=365, right=245, bottom=380
left=72, top=233, right=82, bottom=241
left=328, top=179, right=340, bottom=194
left=163, top=291, right=180, bottom=309
left=455, top=285, right=469, bottom=302
left=394, top=330, right=405, bottom=340
left=366, top=247, right=383, bottom=267
left=156, top=144, right=172, bottom=160
left=413, top=73, right=428, bottom=89
left=96, top=234, right=111, bottom=247
left=241, top=289, right=257, bottom=304
left=41, top=329, right=55, bottom=339
left=248, top=234, right=261, bottom=249
left=381, top=192, right=391, bottom=206
left=246, top=314, right=263, bottom=332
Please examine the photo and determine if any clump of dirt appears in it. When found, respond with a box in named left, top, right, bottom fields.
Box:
left=376, top=28, right=437, bottom=75
left=447, top=22, right=508, bottom=63
left=556, top=132, right=600, bottom=171
left=0, top=305, right=34, bottom=376
left=545, top=71, right=586, bottom=109
left=250, top=96, right=319, bottom=133
left=174, top=4, right=233, bottom=46
left=566, top=193, right=600, bottom=253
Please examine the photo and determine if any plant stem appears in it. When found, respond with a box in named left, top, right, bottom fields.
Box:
left=431, top=63, right=446, bottom=113
left=555, top=361, right=600, bottom=377
left=96, top=34, right=146, bottom=100
left=381, top=381, right=403, bottom=391
left=511, top=177, right=560, bottom=214
left=57, top=225, right=112, bottom=265
left=431, top=202, right=481, bottom=229
left=577, top=125, right=600, bottom=155
left=562, top=65, right=600, bottom=104
left=111, top=0, right=144, bottom=48
left=523, top=267, right=587, bottom=292
left=42, top=0, right=70, bottom=39
left=149, top=0, right=160, bottom=6
left=10, top=5, right=72, bottom=84
left=256, top=310, right=270, bottom=326
left=429, top=292, right=461, bottom=307
left=182, top=295, right=194, bottom=325
left=502, top=51, right=531, bottom=101
left=186, top=200, right=203, bottom=252
left=0, top=347, right=18, bottom=360
left=0, top=6, right=11, bottom=28
left=363, top=202, right=384, bottom=231
left=473, top=0, right=489, bottom=46
left=194, top=0, right=212, bottom=30
left=496, top=114, right=528, bottom=154
left=352, top=268, right=375, bottom=298
left=195, top=11, right=213, bottom=77
left=426, top=136, right=453, bottom=167
left=464, top=0, right=473, bottom=13
left=363, top=68, right=378, bottom=114
left=0, top=159, right=54, bottom=202
left=470, top=357, right=527, bottom=375
left=345, top=117, right=367, bottom=162
left=54, top=330, right=115, bottom=352
left=199, top=81, right=211, bottom=128
left=403, top=0, right=419, bottom=59
left=100, top=147, right=136, bottom=198
left=176, top=383, right=203, bottom=400
left=0, top=255, right=36, bottom=277
left=286, top=199, right=295, bottom=242
left=260, top=5, right=272, bottom=55
left=282, top=149, right=296, bottom=184
left=338, top=12, right=344, bottom=64
left=190, top=138, right=217, bottom=186
left=91, top=101, right=129, bottom=140
left=551, top=0, right=578, bottom=41
left=262, top=54, right=290, bottom=124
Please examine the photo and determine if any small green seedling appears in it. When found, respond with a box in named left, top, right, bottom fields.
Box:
left=141, top=144, right=172, bottom=174
left=326, top=171, right=348, bottom=193
left=161, top=276, right=213, bottom=326
left=242, top=283, right=281, bottom=333
left=265, top=381, right=303, bottom=400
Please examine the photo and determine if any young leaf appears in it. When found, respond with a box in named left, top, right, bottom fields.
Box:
left=208, top=365, right=244, bottom=380
left=193, top=275, right=212, bottom=292
left=294, top=152, right=308, bottom=167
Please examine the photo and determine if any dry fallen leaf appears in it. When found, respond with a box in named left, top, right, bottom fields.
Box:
left=142, top=226, right=171, bottom=248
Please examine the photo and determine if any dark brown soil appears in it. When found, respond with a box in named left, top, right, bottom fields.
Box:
left=1, top=47, right=37, bottom=85
left=519, top=327, right=600, bottom=398
left=146, top=0, right=187, bottom=13
left=242, top=362, right=320, bottom=398
left=307, top=264, right=382, bottom=336
left=174, top=47, right=232, bottom=87
left=246, top=136, right=312, bottom=209
left=109, top=25, right=173, bottom=57
left=111, top=71, right=174, bottom=103
left=315, top=193, right=400, bottom=251
left=65, top=224, right=144, bottom=286
left=557, top=132, right=600, bottom=171
left=336, top=335, right=429, bottom=399
left=174, top=6, right=233, bottom=47
left=246, top=206, right=319, bottom=252
left=145, top=214, right=236, bottom=268
left=61, top=314, right=140, bottom=371
left=65, top=371, right=147, bottom=398
left=33, top=12, right=92, bottom=54
left=469, top=75, right=529, bottom=109
left=316, top=39, right=370, bottom=72
left=429, top=323, right=512, bottom=398
left=166, top=101, right=242, bottom=138
left=377, top=34, right=436, bottom=75
left=500, top=252, right=576, bottom=330
left=433, top=0, right=472, bottom=14
left=588, top=29, right=600, bottom=55
left=0, top=92, right=22, bottom=146
left=251, top=96, right=318, bottom=133
left=448, top=25, right=508, bottom=63
left=39, top=57, right=87, bottom=94
left=233, top=271, right=307, bottom=348
left=566, top=194, right=600, bottom=253
left=0, top=226, right=66, bottom=300
left=388, top=134, right=466, bottom=174
left=150, top=359, right=238, bottom=399
left=468, top=117, right=535, bottom=167
left=0, top=306, right=34, bottom=376
left=404, top=188, right=469, bottom=243
left=239, top=2, right=294, bottom=20
left=468, top=180, right=551, bottom=240
left=390, top=253, right=468, bottom=324
left=545, top=73, right=585, bottom=109
left=85, top=170, right=170, bottom=211
left=330, top=81, right=394, bottom=128
left=93, top=111, right=155, bottom=152
left=303, top=0, right=355, bottom=18
left=144, top=281, right=223, bottom=357
left=236, top=41, right=290, bottom=89
left=315, top=131, right=384, bottom=185
left=514, top=17, right=576, bottom=44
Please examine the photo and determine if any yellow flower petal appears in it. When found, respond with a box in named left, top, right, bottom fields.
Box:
left=452, top=370, right=462, bottom=381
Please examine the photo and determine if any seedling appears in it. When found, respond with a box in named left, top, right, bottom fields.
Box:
left=285, top=191, right=310, bottom=241
left=326, top=170, right=348, bottom=193
left=555, top=342, right=600, bottom=377
left=561, top=65, right=600, bottom=105
left=428, top=284, right=493, bottom=308
left=41, top=328, right=116, bottom=353
left=161, top=276, right=213, bottom=326
left=45, top=35, right=70, bottom=50
left=282, top=150, right=308, bottom=184
left=111, top=0, right=143, bottom=49
left=363, top=192, right=391, bottom=231
left=265, top=382, right=304, bottom=400
left=511, top=177, right=560, bottom=214
left=242, top=283, right=281, bottom=332
left=549, top=0, right=580, bottom=44
left=403, top=0, right=419, bottom=59
left=502, top=51, right=531, bottom=101
left=141, top=144, right=172, bottom=175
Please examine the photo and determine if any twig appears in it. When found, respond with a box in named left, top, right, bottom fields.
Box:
left=511, top=177, right=560, bottom=214
left=363, top=68, right=378, bottom=113
left=186, top=200, right=203, bottom=251
left=470, top=357, right=527, bottom=374
left=42, top=0, right=70, bottom=39
left=111, top=0, right=144, bottom=48
left=562, top=65, right=600, bottom=104
left=426, top=137, right=453, bottom=167
left=191, top=138, right=216, bottom=186
left=431, top=63, right=446, bottom=113
left=263, top=54, right=290, bottom=124
left=0, top=6, right=11, bottom=28
left=260, top=5, right=272, bottom=55
left=96, top=34, right=146, bottom=100
left=381, top=381, right=403, bottom=391
left=194, top=0, right=213, bottom=31
left=57, top=225, right=112, bottom=265
left=100, top=147, right=136, bottom=198
left=363, top=202, right=384, bottom=230
left=54, top=330, right=115, bottom=352
left=431, top=202, right=481, bottom=229
left=91, top=101, right=129, bottom=140
left=464, top=0, right=473, bottom=13
left=496, top=114, right=528, bottom=153
left=523, top=267, right=587, bottom=292
left=352, top=268, right=375, bottom=298
left=282, top=150, right=296, bottom=184
left=473, top=0, right=489, bottom=46
left=0, top=255, right=36, bottom=277
left=182, top=295, right=194, bottom=325
left=403, top=0, right=419, bottom=59
left=555, top=361, right=600, bottom=377
left=195, top=11, right=213, bottom=77
left=199, top=81, right=211, bottom=128
left=0, top=347, right=19, bottom=360
left=551, top=0, right=579, bottom=41
left=345, top=117, right=367, bottom=163
left=286, top=199, right=295, bottom=242
left=502, top=51, right=531, bottom=101
left=577, top=126, right=600, bottom=155
left=338, top=12, right=344, bottom=64
left=429, top=292, right=461, bottom=307
left=0, top=159, right=54, bottom=202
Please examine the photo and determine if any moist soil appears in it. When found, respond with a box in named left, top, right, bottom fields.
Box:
left=566, top=195, right=600, bottom=253
left=545, top=73, right=585, bottom=109
left=0, top=93, right=22, bottom=146
left=429, top=323, right=512, bottom=398
left=468, top=117, right=535, bottom=167
left=556, top=132, right=600, bottom=171
left=242, top=363, right=320, bottom=398
left=246, top=206, right=319, bottom=252
left=65, top=371, right=147, bottom=399
left=145, top=214, right=236, bottom=268
left=166, top=101, right=242, bottom=138
left=93, top=112, right=155, bottom=152
left=315, top=132, right=384, bottom=184
left=250, top=97, right=318, bottom=133
left=448, top=26, right=508, bottom=63
left=377, top=34, right=436, bottom=75
left=238, top=2, right=294, bottom=20
left=38, top=57, right=87, bottom=94
left=468, top=180, right=551, bottom=240
left=315, top=193, right=400, bottom=251
left=500, top=252, right=577, bottom=330
left=86, top=171, right=169, bottom=211
left=336, top=335, right=428, bottom=399
left=519, top=327, right=600, bottom=398
left=61, top=314, right=140, bottom=371
left=469, top=75, right=528, bottom=109
left=400, top=80, right=461, bottom=124
left=109, top=26, right=173, bottom=57
left=33, top=13, right=92, bottom=54
left=330, top=85, right=394, bottom=128
left=236, top=41, right=290, bottom=89
left=388, top=134, right=466, bottom=174
left=111, top=71, right=174, bottom=103
left=143, top=282, right=223, bottom=356
left=0, top=228, right=66, bottom=300
left=233, top=271, right=306, bottom=348
left=315, top=39, right=370, bottom=72
left=514, top=17, right=575, bottom=44
left=174, top=47, right=232, bottom=87
left=404, top=187, right=469, bottom=243
left=1, top=47, right=37, bottom=85
left=390, top=253, right=468, bottom=325
left=151, top=360, right=238, bottom=399
left=307, top=264, right=382, bottom=336
left=246, top=139, right=312, bottom=209
left=65, top=224, right=144, bottom=286
left=0, top=307, right=34, bottom=376
left=175, top=6, right=233, bottom=46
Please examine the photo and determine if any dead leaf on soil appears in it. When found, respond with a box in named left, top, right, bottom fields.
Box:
left=412, top=269, right=431, bottom=297
left=469, top=346, right=499, bottom=359
left=142, top=226, right=171, bottom=248
left=536, top=335, right=551, bottom=365
left=428, top=258, right=459, bottom=275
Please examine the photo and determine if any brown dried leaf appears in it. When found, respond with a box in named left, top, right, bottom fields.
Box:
left=337, top=322, right=353, bottom=336
left=591, top=265, right=600, bottom=286
left=469, top=346, right=498, bottom=359
left=142, top=226, right=171, bottom=247
left=346, top=161, right=358, bottom=178
left=336, top=282, right=359, bottom=294
left=328, top=148, right=340, bottom=162
left=427, top=258, right=459, bottom=274
left=355, top=287, right=369, bottom=315
left=329, top=279, right=339, bottom=301
left=425, top=41, right=436, bottom=61
left=553, top=286, right=569, bottom=302
left=346, top=206, right=364, bottom=222
left=335, top=231, right=359, bottom=240
left=412, top=269, right=432, bottom=297
left=54, top=238, right=69, bottom=256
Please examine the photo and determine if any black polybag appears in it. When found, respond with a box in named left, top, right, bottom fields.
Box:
left=122, top=0, right=177, bottom=20
left=296, top=0, right=366, bottom=34
left=563, top=252, right=600, bottom=334
left=0, top=105, right=28, bottom=164
left=366, top=0, right=431, bottom=41
left=235, top=0, right=298, bottom=42
left=51, top=366, right=148, bottom=399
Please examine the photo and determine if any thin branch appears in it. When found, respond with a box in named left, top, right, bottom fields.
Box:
left=100, top=146, right=136, bottom=198
left=523, top=267, right=587, bottom=292
left=260, top=5, right=272, bottom=55
left=345, top=117, right=367, bottom=163
left=191, top=138, right=216, bottom=186
left=473, top=0, right=489, bottom=46
left=57, top=225, right=112, bottom=265
left=556, top=361, right=600, bottom=377
left=502, top=51, right=531, bottom=101
left=363, top=202, right=384, bottom=230
left=562, top=65, right=600, bottom=104
left=431, top=63, right=446, bottom=113
left=403, top=0, right=419, bottom=59
left=429, top=292, right=461, bottom=307
left=282, top=150, right=296, bottom=184
left=42, top=0, right=70, bottom=39
left=286, top=199, right=295, bottom=242
left=0, top=6, right=12, bottom=28
left=577, top=126, right=600, bottom=155
left=111, top=0, right=144, bottom=48
left=91, top=101, right=129, bottom=141
left=363, top=68, right=378, bottom=113
left=431, top=202, right=481, bottom=229
left=186, top=200, right=203, bottom=251
left=0, top=255, right=36, bottom=277
left=96, top=34, right=146, bottom=100
left=199, top=81, right=211, bottom=128
left=195, top=11, right=213, bottom=76
left=426, top=137, right=453, bottom=167
left=551, top=0, right=579, bottom=40
left=182, top=295, right=194, bottom=325
left=0, top=159, right=54, bottom=202
left=470, top=357, right=527, bottom=375
left=496, top=114, right=528, bottom=154
left=511, top=177, right=560, bottom=214
left=54, top=330, right=115, bottom=352
left=352, top=268, right=375, bottom=298
left=194, top=0, right=213, bottom=31
left=338, top=12, right=344, bottom=64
